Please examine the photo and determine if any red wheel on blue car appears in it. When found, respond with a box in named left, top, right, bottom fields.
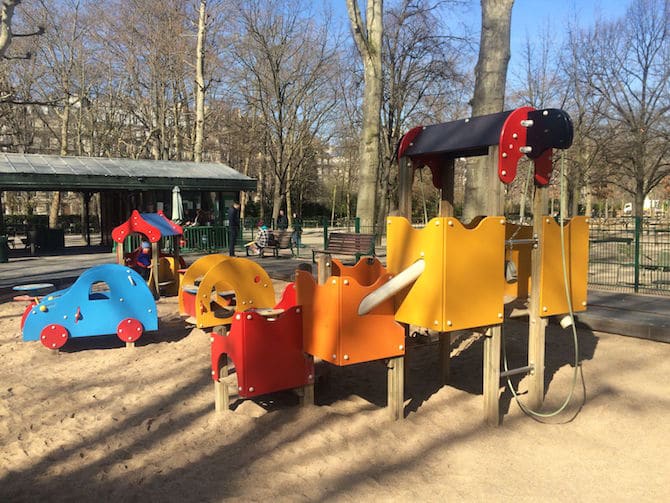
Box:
left=117, top=318, right=143, bottom=343
left=40, top=324, right=69, bottom=350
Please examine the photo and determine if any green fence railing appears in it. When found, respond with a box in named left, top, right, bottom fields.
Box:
left=589, top=217, right=670, bottom=295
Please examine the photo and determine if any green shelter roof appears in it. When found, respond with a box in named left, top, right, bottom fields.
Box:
left=0, top=153, right=256, bottom=192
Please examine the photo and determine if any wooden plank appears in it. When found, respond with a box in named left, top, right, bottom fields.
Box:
left=439, top=158, right=455, bottom=384
left=387, top=356, right=404, bottom=420
left=214, top=354, right=229, bottom=412
left=483, top=326, right=501, bottom=426
left=398, top=156, right=414, bottom=217
left=528, top=187, right=548, bottom=409
left=317, top=253, right=331, bottom=285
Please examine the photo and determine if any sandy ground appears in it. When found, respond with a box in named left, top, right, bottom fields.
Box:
left=1, top=281, right=669, bottom=502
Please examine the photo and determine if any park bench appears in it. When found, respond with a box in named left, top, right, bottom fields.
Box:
left=246, top=230, right=294, bottom=258
left=266, top=229, right=294, bottom=257
left=312, top=232, right=375, bottom=263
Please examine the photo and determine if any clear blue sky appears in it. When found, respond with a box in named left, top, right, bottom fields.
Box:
left=328, top=0, right=632, bottom=67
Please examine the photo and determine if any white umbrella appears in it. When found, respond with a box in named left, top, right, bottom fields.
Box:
left=171, top=186, right=184, bottom=223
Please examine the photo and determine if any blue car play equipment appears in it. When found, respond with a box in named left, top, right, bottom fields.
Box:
left=21, top=264, right=158, bottom=350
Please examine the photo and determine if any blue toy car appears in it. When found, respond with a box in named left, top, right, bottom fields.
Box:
left=22, top=264, right=158, bottom=349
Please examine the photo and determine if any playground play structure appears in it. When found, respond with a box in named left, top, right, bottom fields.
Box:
left=18, top=105, right=588, bottom=425
left=175, top=105, right=588, bottom=424
left=112, top=210, right=186, bottom=298
left=22, top=264, right=158, bottom=349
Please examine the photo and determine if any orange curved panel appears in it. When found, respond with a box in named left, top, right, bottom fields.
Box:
left=387, top=216, right=505, bottom=331
left=538, top=216, right=589, bottom=317
left=331, top=257, right=387, bottom=286
left=296, top=271, right=404, bottom=366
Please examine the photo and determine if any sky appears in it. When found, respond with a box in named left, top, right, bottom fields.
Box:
left=328, top=0, right=633, bottom=70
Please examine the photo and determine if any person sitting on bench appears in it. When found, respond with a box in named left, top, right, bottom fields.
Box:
left=247, top=222, right=270, bottom=257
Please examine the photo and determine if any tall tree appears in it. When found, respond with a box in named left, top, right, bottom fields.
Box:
left=463, top=0, right=513, bottom=220
left=578, top=0, right=670, bottom=217
left=231, top=0, right=338, bottom=223
left=346, top=0, right=383, bottom=230
left=193, top=0, right=207, bottom=162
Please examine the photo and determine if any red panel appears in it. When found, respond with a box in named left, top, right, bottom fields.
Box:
left=498, top=106, right=534, bottom=184
left=274, top=282, right=297, bottom=310
left=20, top=302, right=36, bottom=330
left=210, top=307, right=313, bottom=398
left=533, top=149, right=553, bottom=186
left=397, top=126, right=424, bottom=159
left=182, top=291, right=196, bottom=317
left=112, top=210, right=162, bottom=243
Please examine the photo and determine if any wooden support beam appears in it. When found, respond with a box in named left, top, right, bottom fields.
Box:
left=126, top=342, right=135, bottom=349
left=387, top=356, right=404, bottom=420
left=480, top=147, right=504, bottom=426
left=438, top=158, right=456, bottom=384
left=214, top=353, right=229, bottom=412
left=317, top=253, right=331, bottom=285
left=398, top=156, right=414, bottom=217
left=483, top=326, right=502, bottom=426
left=151, top=242, right=160, bottom=299
left=528, top=186, right=548, bottom=409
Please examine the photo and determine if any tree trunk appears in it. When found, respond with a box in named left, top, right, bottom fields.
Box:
left=193, top=0, right=206, bottom=162
left=346, top=0, right=383, bottom=230
left=463, top=0, right=514, bottom=221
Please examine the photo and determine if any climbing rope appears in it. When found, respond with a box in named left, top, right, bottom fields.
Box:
left=502, top=153, right=586, bottom=421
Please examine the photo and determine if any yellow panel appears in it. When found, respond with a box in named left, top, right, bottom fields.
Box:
left=387, top=217, right=444, bottom=330
left=196, top=257, right=275, bottom=328
left=444, top=217, right=506, bottom=331
left=179, top=254, right=230, bottom=314
left=387, top=216, right=505, bottom=331
left=504, top=223, right=533, bottom=301
left=539, top=216, right=589, bottom=317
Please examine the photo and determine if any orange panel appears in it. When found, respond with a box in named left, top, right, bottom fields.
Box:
left=296, top=271, right=405, bottom=366
left=538, top=216, right=589, bottom=317
left=331, top=257, right=386, bottom=286
left=387, top=216, right=505, bottom=332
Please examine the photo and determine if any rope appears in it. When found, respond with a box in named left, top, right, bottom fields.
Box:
left=502, top=153, right=586, bottom=421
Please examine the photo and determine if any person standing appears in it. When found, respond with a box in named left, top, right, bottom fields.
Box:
left=227, top=201, right=240, bottom=256
left=277, top=209, right=288, bottom=230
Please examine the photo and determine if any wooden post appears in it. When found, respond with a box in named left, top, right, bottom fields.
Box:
left=439, top=159, right=456, bottom=384
left=317, top=253, right=331, bottom=285
left=126, top=341, right=135, bottom=349
left=481, top=147, right=504, bottom=426
left=398, top=156, right=414, bottom=217
left=483, top=326, right=501, bottom=426
left=214, top=353, right=229, bottom=412
left=528, top=186, right=548, bottom=409
left=151, top=242, right=160, bottom=298
left=116, top=239, right=124, bottom=265
left=387, top=356, right=404, bottom=420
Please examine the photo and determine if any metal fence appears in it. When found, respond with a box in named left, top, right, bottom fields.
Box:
left=589, top=217, right=670, bottom=295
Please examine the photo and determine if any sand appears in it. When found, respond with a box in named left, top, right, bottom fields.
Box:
left=1, top=283, right=669, bottom=502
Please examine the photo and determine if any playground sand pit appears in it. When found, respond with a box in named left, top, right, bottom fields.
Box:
left=1, top=284, right=669, bottom=502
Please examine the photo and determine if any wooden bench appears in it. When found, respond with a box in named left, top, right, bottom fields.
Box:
left=312, top=232, right=375, bottom=263
left=267, top=230, right=294, bottom=257
left=246, top=230, right=294, bottom=258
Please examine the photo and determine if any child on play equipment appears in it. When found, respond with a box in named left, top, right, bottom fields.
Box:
left=134, top=241, right=152, bottom=280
